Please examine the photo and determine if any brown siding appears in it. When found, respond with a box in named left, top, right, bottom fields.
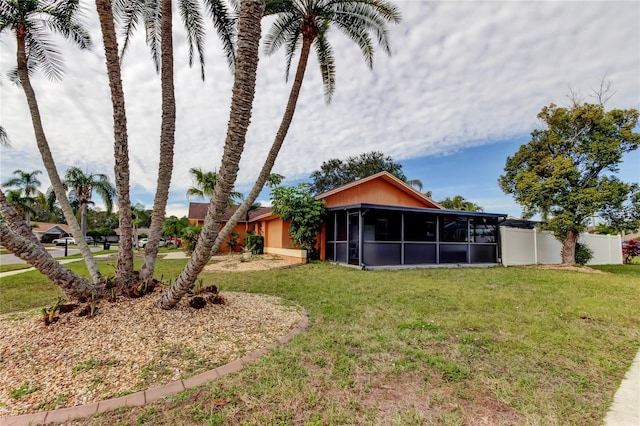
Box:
left=323, top=178, right=432, bottom=208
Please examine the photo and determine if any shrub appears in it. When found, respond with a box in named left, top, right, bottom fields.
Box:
left=622, top=239, right=640, bottom=264
left=575, top=242, right=593, bottom=265
left=245, top=234, right=264, bottom=254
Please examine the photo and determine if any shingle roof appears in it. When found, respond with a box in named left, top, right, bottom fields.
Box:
left=188, top=203, right=272, bottom=222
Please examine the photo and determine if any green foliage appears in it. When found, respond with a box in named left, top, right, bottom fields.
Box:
left=499, top=100, right=640, bottom=262
left=181, top=225, right=202, bottom=255
left=270, top=183, right=325, bottom=257
left=575, top=242, right=594, bottom=265
left=309, top=151, right=407, bottom=194
left=438, top=195, right=483, bottom=212
left=245, top=234, right=264, bottom=254
left=10, top=381, right=40, bottom=399
left=598, top=185, right=640, bottom=234
left=226, top=231, right=240, bottom=253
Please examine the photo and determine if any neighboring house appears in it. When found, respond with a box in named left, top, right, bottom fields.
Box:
left=31, top=222, right=71, bottom=243
left=189, top=172, right=508, bottom=266
left=187, top=204, right=272, bottom=253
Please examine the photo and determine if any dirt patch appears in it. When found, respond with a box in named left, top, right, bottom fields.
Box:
left=204, top=253, right=299, bottom=273
left=516, top=264, right=609, bottom=274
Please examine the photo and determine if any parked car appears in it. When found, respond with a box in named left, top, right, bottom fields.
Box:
left=85, top=236, right=94, bottom=244
left=53, top=237, right=76, bottom=246
left=138, top=238, right=166, bottom=249
left=165, top=237, right=182, bottom=247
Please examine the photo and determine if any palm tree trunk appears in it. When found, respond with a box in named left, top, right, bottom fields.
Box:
left=0, top=189, right=40, bottom=244
left=140, top=0, right=176, bottom=282
left=156, top=0, right=265, bottom=310
left=15, top=25, right=103, bottom=285
left=95, top=0, right=135, bottom=284
left=0, top=223, right=98, bottom=299
left=81, top=202, right=89, bottom=238
left=212, top=36, right=313, bottom=253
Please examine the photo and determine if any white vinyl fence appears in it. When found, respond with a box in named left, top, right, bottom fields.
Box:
left=500, top=227, right=623, bottom=266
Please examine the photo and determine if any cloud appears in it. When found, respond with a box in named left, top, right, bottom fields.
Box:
left=1, top=0, right=638, bottom=216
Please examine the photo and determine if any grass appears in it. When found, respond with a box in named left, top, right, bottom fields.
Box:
left=1, top=261, right=639, bottom=425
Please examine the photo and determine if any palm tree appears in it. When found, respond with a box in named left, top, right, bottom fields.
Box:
left=2, top=169, right=43, bottom=226
left=0, top=0, right=103, bottom=284
left=49, top=167, right=117, bottom=238
left=439, top=195, right=484, bottom=212
left=156, top=0, right=265, bottom=309
left=94, top=0, right=136, bottom=285
left=186, top=167, right=242, bottom=203
left=0, top=189, right=98, bottom=298
left=210, top=0, right=401, bottom=255
left=115, top=0, right=236, bottom=283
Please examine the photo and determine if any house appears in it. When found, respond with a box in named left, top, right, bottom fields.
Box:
left=187, top=203, right=272, bottom=253
left=31, top=222, right=71, bottom=243
left=188, top=172, right=507, bottom=266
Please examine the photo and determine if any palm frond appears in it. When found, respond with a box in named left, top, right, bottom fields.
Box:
left=313, top=22, right=336, bottom=103
left=263, top=12, right=299, bottom=56
left=115, top=0, right=149, bottom=61
left=179, top=0, right=207, bottom=79
left=0, top=126, right=10, bottom=146
left=202, top=0, right=237, bottom=71
left=25, top=28, right=65, bottom=80
left=142, top=0, right=162, bottom=73
left=41, top=0, right=92, bottom=50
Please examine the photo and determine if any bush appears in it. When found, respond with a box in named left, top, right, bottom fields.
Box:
left=575, top=242, right=593, bottom=265
left=622, top=239, right=640, bottom=264
left=245, top=234, right=264, bottom=254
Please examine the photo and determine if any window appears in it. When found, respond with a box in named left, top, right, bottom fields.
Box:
left=440, top=216, right=468, bottom=242
left=404, top=213, right=437, bottom=242
left=471, top=218, right=497, bottom=243
left=363, top=210, right=401, bottom=241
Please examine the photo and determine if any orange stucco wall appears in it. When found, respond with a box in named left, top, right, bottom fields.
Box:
left=187, top=219, right=253, bottom=253
left=322, top=179, right=432, bottom=209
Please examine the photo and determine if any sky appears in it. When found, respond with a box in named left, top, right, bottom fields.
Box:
left=1, top=0, right=639, bottom=220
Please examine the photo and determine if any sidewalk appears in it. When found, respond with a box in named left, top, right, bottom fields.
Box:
left=604, top=349, right=640, bottom=425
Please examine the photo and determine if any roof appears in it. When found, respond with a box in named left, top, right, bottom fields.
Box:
left=315, top=171, right=443, bottom=209
left=326, top=203, right=507, bottom=219
left=187, top=203, right=272, bottom=222
left=31, top=222, right=71, bottom=234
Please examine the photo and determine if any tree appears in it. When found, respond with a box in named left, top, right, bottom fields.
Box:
left=499, top=101, right=640, bottom=264
left=0, top=189, right=97, bottom=298
left=310, top=151, right=407, bottom=194
left=116, top=0, right=236, bottom=283
left=95, top=0, right=135, bottom=285
left=597, top=186, right=640, bottom=235
left=50, top=167, right=117, bottom=238
left=186, top=167, right=242, bottom=203
left=2, top=169, right=44, bottom=226
left=156, top=0, right=265, bottom=309
left=270, top=183, right=325, bottom=257
left=162, top=215, right=188, bottom=246
left=439, top=195, right=483, bottom=212
left=0, top=0, right=103, bottom=286
left=205, top=0, right=401, bottom=264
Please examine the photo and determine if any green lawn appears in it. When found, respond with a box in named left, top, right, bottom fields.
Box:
left=1, top=261, right=639, bottom=425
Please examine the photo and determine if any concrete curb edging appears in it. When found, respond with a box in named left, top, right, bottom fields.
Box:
left=0, top=311, right=309, bottom=426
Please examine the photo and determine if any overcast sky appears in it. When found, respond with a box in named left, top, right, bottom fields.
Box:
left=1, top=0, right=639, bottom=219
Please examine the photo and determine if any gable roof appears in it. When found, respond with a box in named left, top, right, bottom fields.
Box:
left=31, top=222, right=71, bottom=234
left=188, top=203, right=272, bottom=222
left=316, top=171, right=443, bottom=209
